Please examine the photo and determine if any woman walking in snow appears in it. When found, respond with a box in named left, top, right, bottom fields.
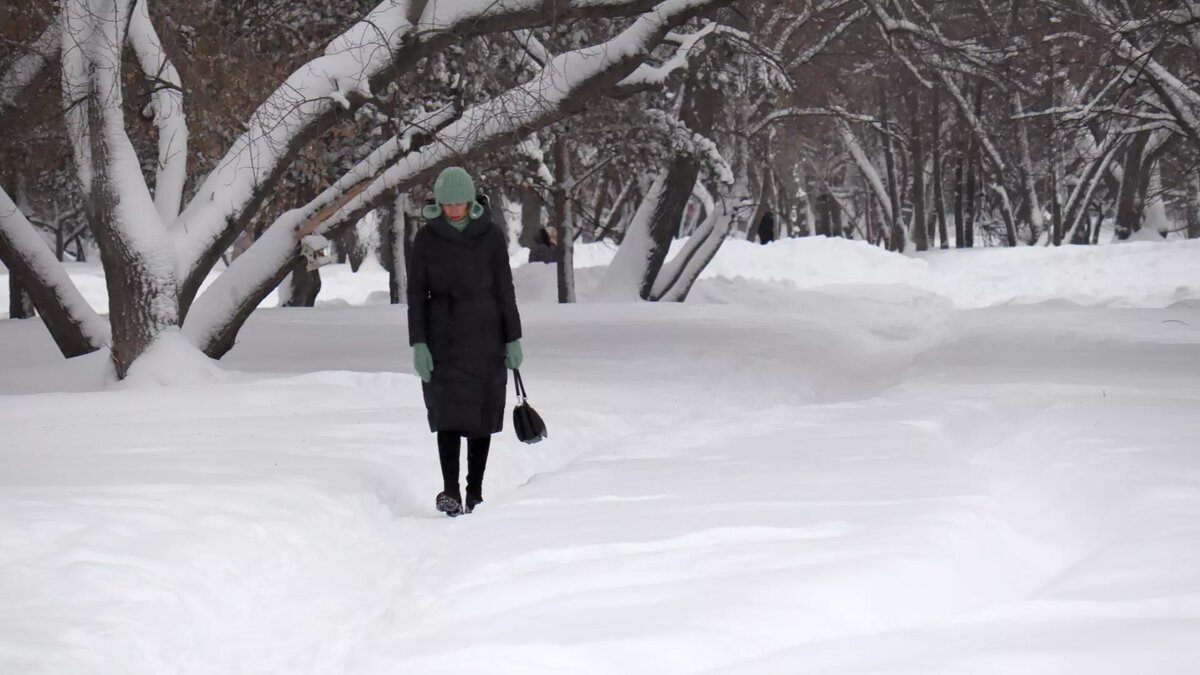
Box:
left=408, top=167, right=524, bottom=517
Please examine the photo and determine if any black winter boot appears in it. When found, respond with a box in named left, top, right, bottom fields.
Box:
left=464, top=489, right=483, bottom=514
left=436, top=491, right=463, bottom=517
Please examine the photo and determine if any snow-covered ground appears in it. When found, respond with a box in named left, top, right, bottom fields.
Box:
left=2, top=238, right=1200, bottom=673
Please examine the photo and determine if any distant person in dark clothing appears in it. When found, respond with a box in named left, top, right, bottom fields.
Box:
left=758, top=211, right=776, bottom=245
left=528, top=225, right=560, bottom=264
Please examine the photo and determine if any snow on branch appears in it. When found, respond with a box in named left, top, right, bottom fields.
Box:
left=0, top=22, right=61, bottom=112
left=750, top=106, right=878, bottom=137
left=837, top=118, right=892, bottom=222
left=866, top=0, right=1001, bottom=73
left=170, top=0, right=723, bottom=284
left=644, top=109, right=734, bottom=184
left=772, top=0, right=853, bottom=56
left=127, top=0, right=188, bottom=223
left=61, top=0, right=98, bottom=193
left=1078, top=0, right=1200, bottom=146
left=289, top=104, right=459, bottom=243
left=785, top=6, right=867, bottom=69
left=183, top=0, right=732, bottom=354
left=617, top=21, right=718, bottom=90
left=512, top=29, right=551, bottom=72
left=651, top=180, right=742, bottom=301
left=170, top=0, right=417, bottom=271
left=335, top=0, right=729, bottom=225
left=0, top=186, right=110, bottom=349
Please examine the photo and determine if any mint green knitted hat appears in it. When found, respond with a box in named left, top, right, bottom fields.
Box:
left=434, top=166, right=476, bottom=205
left=423, top=166, right=485, bottom=220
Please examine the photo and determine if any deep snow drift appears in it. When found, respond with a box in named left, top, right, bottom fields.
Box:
left=2, top=237, right=1199, bottom=673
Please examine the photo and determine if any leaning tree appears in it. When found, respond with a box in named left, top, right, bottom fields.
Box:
left=0, top=0, right=735, bottom=378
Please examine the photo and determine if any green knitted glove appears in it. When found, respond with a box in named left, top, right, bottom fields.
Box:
left=505, top=340, right=523, bottom=370
left=413, top=343, right=434, bottom=383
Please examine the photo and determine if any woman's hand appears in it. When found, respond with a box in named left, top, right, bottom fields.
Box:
left=413, top=343, right=434, bottom=383
left=505, top=340, right=523, bottom=370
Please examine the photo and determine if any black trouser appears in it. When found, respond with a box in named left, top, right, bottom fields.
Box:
left=437, top=431, right=491, bottom=497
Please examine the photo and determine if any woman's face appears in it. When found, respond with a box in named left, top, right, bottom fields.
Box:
left=443, top=202, right=470, bottom=221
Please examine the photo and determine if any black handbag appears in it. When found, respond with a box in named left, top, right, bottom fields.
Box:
left=512, top=370, right=548, bottom=444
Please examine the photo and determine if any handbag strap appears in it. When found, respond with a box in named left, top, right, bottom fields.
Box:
left=513, top=368, right=528, bottom=401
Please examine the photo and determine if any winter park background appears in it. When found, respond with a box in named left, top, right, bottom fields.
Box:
left=4, top=1, right=1200, bottom=673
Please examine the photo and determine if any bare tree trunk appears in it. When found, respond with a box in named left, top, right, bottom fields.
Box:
left=4, top=172, right=36, bottom=319
left=377, top=193, right=408, bottom=304
left=597, top=178, right=637, bottom=243
left=1012, top=92, right=1042, bottom=245
left=964, top=138, right=978, bottom=248
left=638, top=58, right=718, bottom=299
left=1188, top=174, right=1200, bottom=239
left=815, top=191, right=836, bottom=237
left=519, top=186, right=542, bottom=248
left=932, top=87, right=949, bottom=249
left=907, top=87, right=929, bottom=252
left=1049, top=141, right=1064, bottom=246
left=1045, top=44, right=1065, bottom=246
left=964, top=83, right=984, bottom=248
left=8, top=276, right=36, bottom=319
left=1114, top=132, right=1150, bottom=240
left=340, top=224, right=367, bottom=272
left=282, top=258, right=322, bottom=307
left=552, top=136, right=576, bottom=304
left=953, top=111, right=966, bottom=248
left=85, top=91, right=180, bottom=377
left=880, top=87, right=904, bottom=251
left=0, top=200, right=103, bottom=355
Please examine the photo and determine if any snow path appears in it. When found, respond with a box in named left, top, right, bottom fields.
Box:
left=3, top=291, right=1200, bottom=671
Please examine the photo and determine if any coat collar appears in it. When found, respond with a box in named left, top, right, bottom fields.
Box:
left=427, top=214, right=492, bottom=245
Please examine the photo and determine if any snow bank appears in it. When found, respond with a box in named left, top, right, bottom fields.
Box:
left=5, top=238, right=1196, bottom=321
left=560, top=236, right=1200, bottom=309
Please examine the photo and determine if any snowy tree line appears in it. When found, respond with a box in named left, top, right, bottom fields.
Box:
left=2, top=0, right=1199, bottom=378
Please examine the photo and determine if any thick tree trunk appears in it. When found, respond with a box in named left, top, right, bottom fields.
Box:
left=1114, top=132, right=1151, bottom=240
left=282, top=258, right=322, bottom=307
left=640, top=154, right=702, bottom=298
left=637, top=57, right=719, bottom=299
left=8, top=277, right=36, bottom=319
left=1012, top=92, right=1041, bottom=245
left=0, top=186, right=105, bottom=355
left=656, top=187, right=742, bottom=302
left=85, top=94, right=179, bottom=378
left=815, top=191, right=836, bottom=237
left=377, top=193, right=408, bottom=304
left=4, top=173, right=36, bottom=320
left=1188, top=175, right=1200, bottom=239
left=519, top=186, right=542, bottom=248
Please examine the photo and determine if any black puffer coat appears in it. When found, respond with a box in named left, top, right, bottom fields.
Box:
left=407, top=205, right=522, bottom=438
